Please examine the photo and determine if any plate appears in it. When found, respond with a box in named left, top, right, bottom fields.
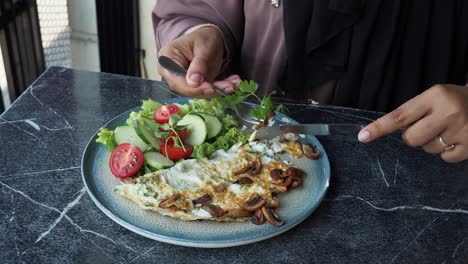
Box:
left=81, top=97, right=330, bottom=248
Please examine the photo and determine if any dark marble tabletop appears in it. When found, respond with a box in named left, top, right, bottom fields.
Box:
left=0, top=67, right=467, bottom=264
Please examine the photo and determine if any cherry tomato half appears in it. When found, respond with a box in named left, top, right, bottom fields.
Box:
left=156, top=128, right=188, bottom=144
left=109, top=143, right=144, bottom=178
left=154, top=104, right=180, bottom=124
left=160, top=143, right=193, bottom=160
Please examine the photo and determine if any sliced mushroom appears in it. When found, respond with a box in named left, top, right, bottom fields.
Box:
left=268, top=197, right=281, bottom=208
left=192, top=194, right=212, bottom=204
left=234, top=177, right=254, bottom=185
left=253, top=110, right=275, bottom=130
left=165, top=205, right=182, bottom=212
left=289, top=176, right=302, bottom=188
left=201, top=204, right=225, bottom=218
left=302, top=144, right=321, bottom=159
left=283, top=167, right=305, bottom=178
left=272, top=176, right=292, bottom=187
left=270, top=169, right=284, bottom=181
left=243, top=196, right=266, bottom=211
left=250, top=208, right=266, bottom=225
left=159, top=194, right=180, bottom=209
left=213, top=183, right=227, bottom=193
left=261, top=207, right=284, bottom=227
left=234, top=157, right=262, bottom=176
left=234, top=163, right=251, bottom=175
left=227, top=209, right=254, bottom=218
left=250, top=157, right=262, bottom=175
left=253, top=120, right=266, bottom=130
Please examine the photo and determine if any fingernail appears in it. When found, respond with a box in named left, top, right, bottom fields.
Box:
left=188, top=73, right=202, bottom=84
left=358, top=130, right=371, bottom=142
left=224, top=87, right=234, bottom=93
left=228, top=76, right=241, bottom=84
left=203, top=89, right=214, bottom=95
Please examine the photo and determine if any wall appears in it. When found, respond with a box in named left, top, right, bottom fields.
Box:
left=139, top=0, right=160, bottom=80
left=67, top=0, right=100, bottom=72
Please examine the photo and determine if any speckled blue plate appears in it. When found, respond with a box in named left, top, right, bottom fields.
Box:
left=81, top=97, right=330, bottom=248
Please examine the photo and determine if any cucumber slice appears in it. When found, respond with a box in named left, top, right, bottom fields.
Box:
left=177, top=114, right=207, bottom=146
left=133, top=119, right=160, bottom=150
left=142, top=116, right=159, bottom=131
left=199, top=113, right=222, bottom=139
left=114, top=126, right=149, bottom=151
left=144, top=151, right=174, bottom=169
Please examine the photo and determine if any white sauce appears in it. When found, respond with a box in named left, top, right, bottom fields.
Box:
left=268, top=118, right=276, bottom=126
left=211, top=143, right=241, bottom=161
left=261, top=155, right=272, bottom=164
left=283, top=133, right=298, bottom=142
left=229, top=184, right=243, bottom=194
left=190, top=207, right=212, bottom=218
left=163, top=159, right=209, bottom=190
left=249, top=142, right=267, bottom=153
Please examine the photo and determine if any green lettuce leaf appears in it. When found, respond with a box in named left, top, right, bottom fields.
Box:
left=191, top=142, right=216, bottom=158
left=213, top=128, right=250, bottom=150
left=96, top=128, right=116, bottom=151
left=126, top=111, right=140, bottom=127
left=140, top=99, right=162, bottom=118
left=190, top=128, right=250, bottom=158
left=220, top=114, right=239, bottom=132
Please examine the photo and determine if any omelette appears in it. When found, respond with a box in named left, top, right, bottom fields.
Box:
left=114, top=134, right=317, bottom=226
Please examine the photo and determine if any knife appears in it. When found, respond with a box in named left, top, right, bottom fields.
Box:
left=260, top=124, right=365, bottom=136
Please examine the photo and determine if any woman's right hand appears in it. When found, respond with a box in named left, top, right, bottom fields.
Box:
left=157, top=26, right=240, bottom=97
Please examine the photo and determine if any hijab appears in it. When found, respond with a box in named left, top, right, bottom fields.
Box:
left=282, top=0, right=468, bottom=111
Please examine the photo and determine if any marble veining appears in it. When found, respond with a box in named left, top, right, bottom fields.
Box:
left=0, top=67, right=467, bottom=263
left=376, top=156, right=390, bottom=187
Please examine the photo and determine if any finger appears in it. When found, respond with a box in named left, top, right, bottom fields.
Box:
left=225, top=74, right=241, bottom=85
left=441, top=144, right=467, bottom=163
left=199, top=82, right=217, bottom=96
left=158, top=47, right=190, bottom=70
left=421, top=127, right=459, bottom=154
left=422, top=132, right=450, bottom=154
left=358, top=94, right=430, bottom=143
left=158, top=48, right=207, bottom=96
left=400, top=115, right=446, bottom=147
left=186, top=55, right=209, bottom=87
left=213, top=80, right=237, bottom=94
left=422, top=137, right=446, bottom=154
left=162, top=68, right=213, bottom=98
left=186, top=39, right=220, bottom=87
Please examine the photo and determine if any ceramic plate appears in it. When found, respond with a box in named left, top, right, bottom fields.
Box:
left=81, top=97, right=330, bottom=248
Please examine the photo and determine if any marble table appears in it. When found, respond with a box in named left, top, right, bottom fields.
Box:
left=0, top=67, right=467, bottom=264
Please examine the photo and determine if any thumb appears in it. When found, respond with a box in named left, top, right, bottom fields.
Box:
left=186, top=55, right=209, bottom=87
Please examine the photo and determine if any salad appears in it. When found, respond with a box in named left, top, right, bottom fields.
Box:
left=96, top=80, right=285, bottom=179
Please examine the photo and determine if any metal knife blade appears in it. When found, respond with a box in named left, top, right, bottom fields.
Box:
left=260, top=124, right=365, bottom=136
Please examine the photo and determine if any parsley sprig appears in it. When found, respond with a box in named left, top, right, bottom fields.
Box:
left=154, top=115, right=188, bottom=159
left=223, top=80, right=286, bottom=120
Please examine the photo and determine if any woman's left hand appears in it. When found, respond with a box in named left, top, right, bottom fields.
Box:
left=358, top=84, right=468, bottom=163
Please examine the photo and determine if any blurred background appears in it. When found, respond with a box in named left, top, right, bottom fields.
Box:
left=0, top=0, right=159, bottom=113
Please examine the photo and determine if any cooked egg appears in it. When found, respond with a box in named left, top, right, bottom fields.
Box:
left=114, top=135, right=305, bottom=223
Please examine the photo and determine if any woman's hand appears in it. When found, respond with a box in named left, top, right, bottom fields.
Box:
left=157, top=26, right=240, bottom=97
left=358, top=84, right=468, bottom=163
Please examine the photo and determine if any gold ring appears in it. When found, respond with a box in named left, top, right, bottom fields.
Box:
left=438, top=136, right=455, bottom=152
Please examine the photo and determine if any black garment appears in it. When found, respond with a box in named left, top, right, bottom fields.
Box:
left=282, top=0, right=468, bottom=112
